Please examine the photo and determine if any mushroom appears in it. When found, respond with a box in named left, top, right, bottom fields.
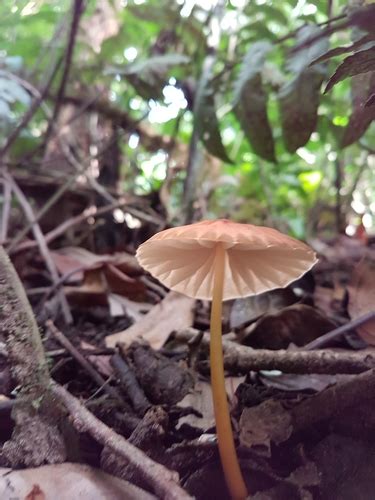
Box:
left=136, top=219, right=317, bottom=499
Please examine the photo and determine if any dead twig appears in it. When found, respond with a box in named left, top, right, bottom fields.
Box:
left=42, top=0, right=85, bottom=149
left=0, top=178, right=12, bottom=244
left=111, top=353, right=151, bottom=416
left=303, top=310, right=375, bottom=350
left=46, top=320, right=126, bottom=407
left=175, top=328, right=375, bottom=374
left=50, top=382, right=192, bottom=500
left=3, top=173, right=72, bottom=324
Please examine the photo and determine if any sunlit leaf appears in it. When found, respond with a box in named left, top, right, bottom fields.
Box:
left=279, top=25, right=329, bottom=153
left=194, top=56, right=232, bottom=163
left=233, top=41, right=275, bottom=162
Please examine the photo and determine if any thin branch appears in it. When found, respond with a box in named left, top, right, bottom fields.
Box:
left=50, top=383, right=192, bottom=500
left=46, top=320, right=127, bottom=406
left=6, top=168, right=85, bottom=254
left=0, top=58, right=62, bottom=159
left=43, top=0, right=85, bottom=148
left=175, top=328, right=375, bottom=374
left=3, top=172, right=72, bottom=324
left=303, top=311, right=375, bottom=350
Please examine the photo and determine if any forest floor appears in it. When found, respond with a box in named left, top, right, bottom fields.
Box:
left=1, top=196, right=375, bottom=499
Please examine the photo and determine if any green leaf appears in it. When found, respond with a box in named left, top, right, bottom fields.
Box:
left=278, top=25, right=329, bottom=153
left=233, top=41, right=275, bottom=162
left=279, top=70, right=323, bottom=153
left=325, top=46, right=375, bottom=93
left=194, top=56, right=232, bottom=163
left=233, top=42, right=272, bottom=104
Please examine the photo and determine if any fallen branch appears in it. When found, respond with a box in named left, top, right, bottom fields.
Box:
left=0, top=246, right=66, bottom=466
left=3, top=172, right=72, bottom=324
left=50, top=383, right=192, bottom=500
left=175, top=328, right=375, bottom=374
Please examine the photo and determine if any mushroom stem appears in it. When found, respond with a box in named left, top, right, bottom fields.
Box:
left=210, top=243, right=248, bottom=500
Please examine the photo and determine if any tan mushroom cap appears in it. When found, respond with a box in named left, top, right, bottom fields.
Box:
left=136, top=219, right=318, bottom=301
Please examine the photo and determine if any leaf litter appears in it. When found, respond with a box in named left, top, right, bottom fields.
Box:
left=3, top=222, right=375, bottom=499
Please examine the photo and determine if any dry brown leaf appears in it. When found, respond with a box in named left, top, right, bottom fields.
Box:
left=0, top=463, right=155, bottom=500
left=177, top=380, right=215, bottom=431
left=178, top=376, right=245, bottom=431
left=239, top=400, right=293, bottom=456
left=52, top=247, right=142, bottom=275
left=230, top=288, right=297, bottom=329
left=105, top=291, right=195, bottom=350
left=348, top=253, right=375, bottom=344
left=52, top=247, right=146, bottom=303
left=244, top=303, right=336, bottom=349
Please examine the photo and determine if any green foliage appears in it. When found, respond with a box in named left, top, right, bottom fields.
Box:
left=233, top=41, right=275, bottom=162
left=1, top=0, right=374, bottom=236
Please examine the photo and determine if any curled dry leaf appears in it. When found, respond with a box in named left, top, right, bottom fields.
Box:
left=0, top=463, right=155, bottom=500
left=105, top=291, right=195, bottom=350
left=244, top=304, right=336, bottom=349
left=51, top=247, right=146, bottom=303
left=348, top=253, right=375, bottom=344
left=239, top=400, right=293, bottom=457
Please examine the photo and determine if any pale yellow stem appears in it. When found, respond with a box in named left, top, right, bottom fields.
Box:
left=210, top=243, right=248, bottom=500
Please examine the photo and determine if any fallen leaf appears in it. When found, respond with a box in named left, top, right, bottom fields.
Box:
left=178, top=380, right=215, bottom=431
left=0, top=463, right=155, bottom=500
left=244, top=304, right=336, bottom=349
left=52, top=247, right=146, bottom=303
left=230, top=288, right=297, bottom=329
left=105, top=291, right=195, bottom=350
left=108, top=294, right=152, bottom=320
left=260, top=372, right=354, bottom=393
left=239, top=400, right=293, bottom=456
left=177, top=376, right=245, bottom=432
left=311, top=434, right=375, bottom=500
left=348, top=253, right=375, bottom=344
